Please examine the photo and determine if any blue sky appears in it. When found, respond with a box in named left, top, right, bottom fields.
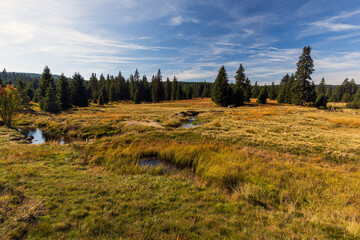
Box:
left=0, top=0, right=360, bottom=84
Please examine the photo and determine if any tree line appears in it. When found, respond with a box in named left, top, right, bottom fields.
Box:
left=0, top=67, right=212, bottom=114
left=211, top=45, right=360, bottom=108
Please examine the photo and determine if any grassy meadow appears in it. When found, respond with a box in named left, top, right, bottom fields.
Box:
left=1, top=98, right=360, bottom=239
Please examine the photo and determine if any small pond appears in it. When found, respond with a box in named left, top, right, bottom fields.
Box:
left=181, top=117, right=200, bottom=128
left=18, top=128, right=72, bottom=145
left=139, top=159, right=176, bottom=174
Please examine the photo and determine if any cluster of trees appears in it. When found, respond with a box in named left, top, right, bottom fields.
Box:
left=87, top=69, right=211, bottom=106
left=211, top=46, right=331, bottom=108
left=211, top=64, right=252, bottom=107
left=0, top=67, right=212, bottom=114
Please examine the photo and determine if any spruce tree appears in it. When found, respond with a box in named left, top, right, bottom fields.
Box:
left=89, top=73, right=99, bottom=100
left=176, top=83, right=184, bottom=100
left=211, top=66, right=231, bottom=107
left=233, top=64, right=246, bottom=106
left=129, top=74, right=136, bottom=101
left=151, top=69, right=164, bottom=102
left=186, top=86, right=193, bottom=99
left=57, top=74, right=72, bottom=111
left=43, top=84, right=61, bottom=113
left=109, top=82, right=116, bottom=102
left=71, top=73, right=88, bottom=107
left=293, top=46, right=314, bottom=105
left=134, top=88, right=141, bottom=104
left=257, top=87, right=267, bottom=104
left=252, top=81, right=260, bottom=98
left=269, top=82, right=277, bottom=100
left=25, top=82, right=35, bottom=101
left=171, top=77, right=178, bottom=101
left=286, top=74, right=295, bottom=104
left=98, top=74, right=105, bottom=90
left=164, top=77, right=171, bottom=101
left=278, top=74, right=290, bottom=103
left=317, top=77, right=326, bottom=96
left=244, top=77, right=252, bottom=102
left=39, top=66, right=55, bottom=110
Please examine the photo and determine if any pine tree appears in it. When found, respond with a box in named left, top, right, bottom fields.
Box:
left=252, top=81, right=260, bottom=98
left=235, top=64, right=246, bottom=89
left=257, top=87, right=267, bottom=104
left=286, top=74, right=295, bottom=104
left=39, top=66, right=55, bottom=110
left=134, top=88, right=141, bottom=104
left=244, top=77, right=252, bottom=102
left=89, top=73, right=99, bottom=100
left=57, top=74, right=72, bottom=111
left=211, top=66, right=232, bottom=107
left=164, top=77, right=171, bottom=101
left=71, top=73, right=88, bottom=107
left=25, top=82, right=35, bottom=101
left=232, top=85, right=244, bottom=107
left=186, top=86, right=193, bottom=99
left=317, top=77, right=326, bottom=96
left=171, top=77, right=178, bottom=101
left=39, top=66, right=54, bottom=100
left=43, top=84, right=61, bottom=113
left=98, top=86, right=108, bottom=105
left=141, top=75, right=151, bottom=102
left=293, top=46, right=314, bottom=105
left=109, top=82, right=116, bottom=102
left=233, top=64, right=246, bottom=106
left=176, top=83, right=184, bottom=100
left=278, top=74, right=290, bottom=104
left=151, top=69, right=164, bottom=102
left=269, top=82, right=277, bottom=100
left=98, top=74, right=105, bottom=90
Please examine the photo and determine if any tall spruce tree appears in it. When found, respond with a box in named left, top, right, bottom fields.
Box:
left=277, top=74, right=290, bottom=103
left=244, top=77, right=252, bottom=102
left=98, top=86, right=108, bottom=105
left=317, top=77, right=326, bottom=96
left=134, top=88, right=141, bottom=104
left=293, top=46, right=314, bottom=105
left=257, top=87, right=267, bottom=104
left=39, top=66, right=55, bottom=110
left=171, top=77, right=178, bottom=101
left=109, top=82, right=116, bottom=102
left=176, top=83, right=184, bottom=100
left=269, top=82, right=277, bottom=100
left=43, top=83, right=61, bottom=113
left=233, top=64, right=246, bottom=106
left=164, top=77, right=171, bottom=101
left=57, top=74, right=72, bottom=111
left=211, top=66, right=232, bottom=107
left=151, top=70, right=164, bottom=103
left=89, top=73, right=98, bottom=100
left=252, top=81, right=260, bottom=98
left=71, top=73, right=88, bottom=107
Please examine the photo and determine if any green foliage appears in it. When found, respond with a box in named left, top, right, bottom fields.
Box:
left=171, top=77, right=178, bottom=101
left=314, top=94, right=328, bottom=108
left=341, top=93, right=353, bottom=103
left=39, top=66, right=56, bottom=110
left=293, top=46, right=314, bottom=105
left=98, top=86, right=108, bottom=105
left=244, top=77, right=252, bottom=102
left=71, top=73, right=88, bottom=107
left=232, top=85, right=244, bottom=107
left=151, top=69, right=164, bottom=103
left=134, top=88, right=141, bottom=104
left=164, top=77, right=171, bottom=101
left=108, top=82, right=116, bottom=102
left=57, top=74, right=72, bottom=111
left=252, top=81, right=260, bottom=98
left=346, top=102, right=360, bottom=109
left=268, top=82, right=277, bottom=100
left=211, top=66, right=232, bottom=107
left=42, top=84, right=61, bottom=114
left=0, top=85, right=21, bottom=126
left=256, top=87, right=267, bottom=104
left=317, top=77, right=326, bottom=96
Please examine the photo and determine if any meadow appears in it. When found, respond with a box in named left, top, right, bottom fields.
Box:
left=1, top=98, right=360, bottom=239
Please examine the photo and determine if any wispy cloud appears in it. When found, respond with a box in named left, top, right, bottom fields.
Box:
left=169, top=15, right=199, bottom=26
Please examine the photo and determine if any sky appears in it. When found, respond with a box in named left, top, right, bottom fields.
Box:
left=0, top=0, right=360, bottom=84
